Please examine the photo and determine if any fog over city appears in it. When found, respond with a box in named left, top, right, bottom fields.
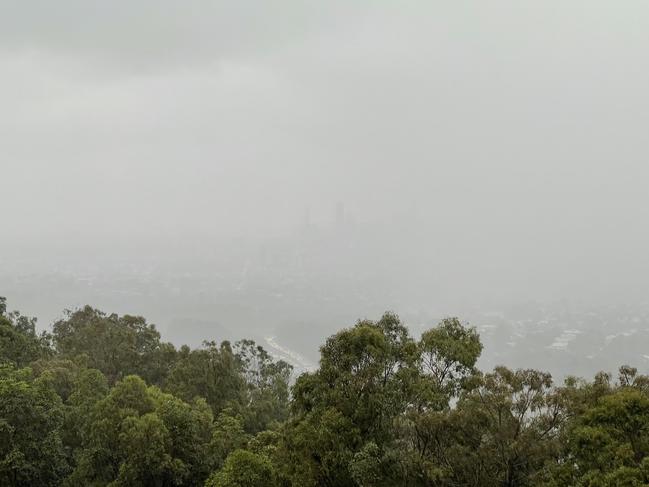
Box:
left=3, top=1, right=649, bottom=378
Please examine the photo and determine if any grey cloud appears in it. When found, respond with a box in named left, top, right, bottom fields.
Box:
left=0, top=0, right=364, bottom=71
left=3, top=0, right=649, bottom=313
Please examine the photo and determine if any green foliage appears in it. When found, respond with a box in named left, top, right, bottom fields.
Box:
left=417, top=316, right=482, bottom=405
left=349, top=442, right=382, bottom=487
left=66, top=375, right=214, bottom=486
left=442, top=367, right=562, bottom=486
left=0, top=365, right=69, bottom=486
left=303, top=313, right=417, bottom=437
left=210, top=410, right=249, bottom=470
left=234, top=340, right=292, bottom=432
left=164, top=341, right=246, bottom=418
left=282, top=313, right=421, bottom=485
left=52, top=306, right=174, bottom=385
left=8, top=300, right=649, bottom=487
left=0, top=299, right=51, bottom=367
left=277, top=406, right=361, bottom=486
left=164, top=339, right=292, bottom=433
left=282, top=313, right=487, bottom=486
left=205, top=449, right=275, bottom=487
left=546, top=378, right=649, bottom=486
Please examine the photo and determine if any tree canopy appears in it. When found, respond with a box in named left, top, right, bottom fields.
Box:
left=2, top=297, right=649, bottom=486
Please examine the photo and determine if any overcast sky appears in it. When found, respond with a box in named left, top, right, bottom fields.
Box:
left=3, top=1, right=649, bottom=304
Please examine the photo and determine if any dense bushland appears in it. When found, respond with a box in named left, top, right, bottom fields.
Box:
left=1, top=295, right=648, bottom=486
